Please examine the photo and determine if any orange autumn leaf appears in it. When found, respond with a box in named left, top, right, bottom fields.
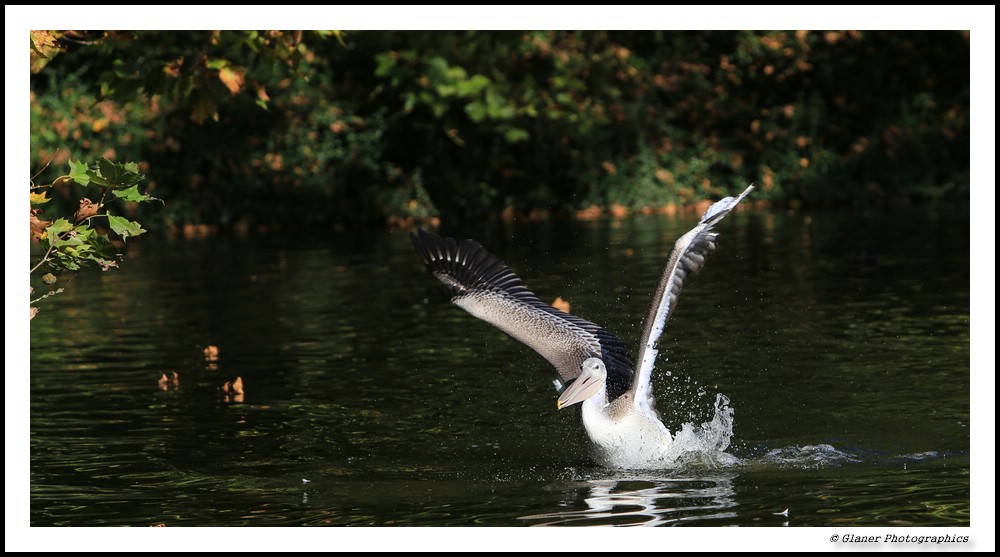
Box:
left=30, top=208, right=51, bottom=242
left=163, top=56, right=184, bottom=78
left=203, top=345, right=220, bottom=361
left=218, top=66, right=246, bottom=95
left=74, top=198, right=99, bottom=222
left=158, top=371, right=180, bottom=391
left=220, top=376, right=245, bottom=403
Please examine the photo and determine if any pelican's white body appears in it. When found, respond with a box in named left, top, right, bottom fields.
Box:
left=580, top=395, right=674, bottom=468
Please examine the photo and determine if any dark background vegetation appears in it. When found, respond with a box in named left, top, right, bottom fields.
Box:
left=29, top=30, right=970, bottom=230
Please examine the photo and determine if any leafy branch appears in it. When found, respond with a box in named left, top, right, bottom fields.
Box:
left=30, top=157, right=161, bottom=318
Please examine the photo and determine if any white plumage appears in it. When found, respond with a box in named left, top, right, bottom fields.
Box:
left=412, top=185, right=753, bottom=468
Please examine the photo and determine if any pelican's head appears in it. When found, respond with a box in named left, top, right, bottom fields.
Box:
left=557, top=357, right=607, bottom=409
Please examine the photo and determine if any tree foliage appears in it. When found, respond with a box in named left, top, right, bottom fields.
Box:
left=30, top=30, right=969, bottom=228
left=30, top=157, right=160, bottom=318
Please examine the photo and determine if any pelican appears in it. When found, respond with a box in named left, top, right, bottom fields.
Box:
left=410, top=185, right=753, bottom=468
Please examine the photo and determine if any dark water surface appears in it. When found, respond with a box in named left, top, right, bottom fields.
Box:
left=27, top=204, right=972, bottom=531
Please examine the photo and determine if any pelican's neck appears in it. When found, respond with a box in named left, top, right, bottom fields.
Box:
left=580, top=382, right=610, bottom=416
left=579, top=384, right=616, bottom=445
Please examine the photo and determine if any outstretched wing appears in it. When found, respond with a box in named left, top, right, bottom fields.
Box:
left=411, top=229, right=634, bottom=399
left=630, top=185, right=754, bottom=410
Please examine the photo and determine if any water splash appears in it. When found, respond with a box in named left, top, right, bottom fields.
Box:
left=658, top=393, right=741, bottom=468
left=593, top=390, right=875, bottom=472
left=598, top=392, right=740, bottom=470
left=755, top=444, right=862, bottom=468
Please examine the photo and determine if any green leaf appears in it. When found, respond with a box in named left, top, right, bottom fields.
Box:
left=98, top=158, right=117, bottom=183
left=85, top=167, right=110, bottom=187
left=374, top=53, right=397, bottom=78
left=30, top=192, right=50, bottom=205
left=68, top=159, right=90, bottom=186
left=107, top=214, right=146, bottom=241
left=503, top=127, right=530, bottom=143
left=45, top=218, right=74, bottom=238
left=403, top=93, right=417, bottom=113
left=112, top=185, right=159, bottom=203
left=465, top=101, right=487, bottom=122
left=90, top=158, right=144, bottom=189
left=455, top=74, right=491, bottom=97
left=447, top=66, right=467, bottom=80
left=52, top=233, right=85, bottom=248
left=73, top=223, right=95, bottom=240
left=58, top=257, right=80, bottom=271
left=435, top=83, right=457, bottom=97
left=425, top=57, right=450, bottom=81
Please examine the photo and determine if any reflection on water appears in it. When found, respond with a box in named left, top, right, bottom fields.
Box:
left=28, top=203, right=970, bottom=526
left=521, top=475, right=739, bottom=526
left=518, top=445, right=967, bottom=527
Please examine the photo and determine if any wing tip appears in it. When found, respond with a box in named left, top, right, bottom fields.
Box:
left=700, top=183, right=755, bottom=224
left=411, top=229, right=521, bottom=297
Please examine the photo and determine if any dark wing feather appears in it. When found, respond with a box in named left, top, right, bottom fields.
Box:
left=411, top=229, right=633, bottom=399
